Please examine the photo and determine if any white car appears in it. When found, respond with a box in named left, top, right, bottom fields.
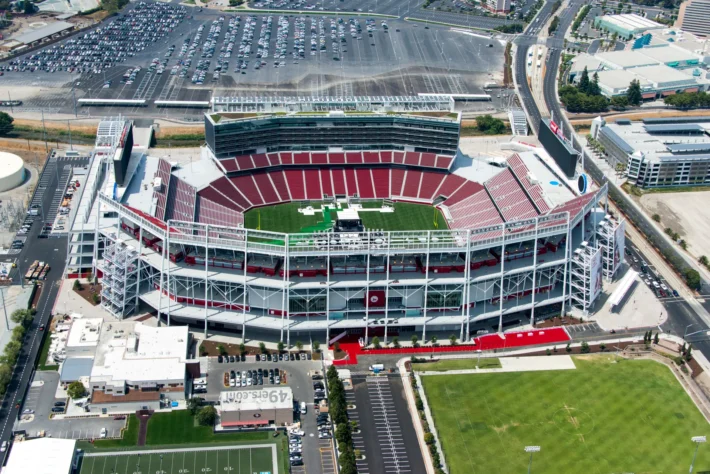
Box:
left=289, top=429, right=305, bottom=437
left=100, top=427, right=107, bottom=438
left=1, top=441, right=7, bottom=452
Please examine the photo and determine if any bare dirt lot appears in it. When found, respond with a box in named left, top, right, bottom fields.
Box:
left=639, top=191, right=710, bottom=258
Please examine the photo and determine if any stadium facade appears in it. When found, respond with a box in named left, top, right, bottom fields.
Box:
left=70, top=109, right=624, bottom=345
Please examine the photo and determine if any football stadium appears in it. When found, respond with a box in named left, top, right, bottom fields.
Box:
left=66, top=102, right=624, bottom=344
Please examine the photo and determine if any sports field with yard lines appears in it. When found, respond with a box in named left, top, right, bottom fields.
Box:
left=80, top=445, right=276, bottom=474
left=421, top=356, right=710, bottom=474
left=244, top=202, right=444, bottom=233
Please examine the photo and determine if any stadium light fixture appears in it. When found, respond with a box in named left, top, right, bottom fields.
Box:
left=525, top=446, right=541, bottom=474
left=690, top=436, right=706, bottom=473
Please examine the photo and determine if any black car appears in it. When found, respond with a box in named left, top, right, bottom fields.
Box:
left=257, top=368, right=263, bottom=376
left=307, top=353, right=312, bottom=360
left=218, top=355, right=223, bottom=363
left=267, top=354, right=272, bottom=361
left=279, top=354, right=283, bottom=361
left=290, top=354, right=295, bottom=361
left=314, top=382, right=324, bottom=390
left=229, top=355, right=235, bottom=363
left=290, top=459, right=304, bottom=466
left=51, top=407, right=64, bottom=413
left=54, top=401, right=66, bottom=407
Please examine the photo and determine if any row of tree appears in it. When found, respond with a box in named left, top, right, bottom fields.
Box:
left=327, top=365, right=357, bottom=474
left=475, top=115, right=507, bottom=135
left=494, top=24, right=523, bottom=34
left=571, top=5, right=591, bottom=32
left=0, top=308, right=36, bottom=396
left=548, top=16, right=560, bottom=35
left=560, top=67, right=644, bottom=113
left=663, top=91, right=710, bottom=110
left=411, top=376, right=445, bottom=473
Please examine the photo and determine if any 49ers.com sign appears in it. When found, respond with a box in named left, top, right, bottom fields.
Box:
left=366, top=290, right=386, bottom=307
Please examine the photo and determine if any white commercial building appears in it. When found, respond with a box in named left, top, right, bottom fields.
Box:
left=219, top=387, right=294, bottom=427
left=89, top=322, right=189, bottom=396
left=677, top=0, right=710, bottom=37
left=2, top=438, right=77, bottom=474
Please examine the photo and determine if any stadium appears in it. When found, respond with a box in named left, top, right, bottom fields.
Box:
left=68, top=105, right=623, bottom=345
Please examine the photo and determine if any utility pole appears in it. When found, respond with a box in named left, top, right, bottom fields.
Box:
left=0, top=287, right=8, bottom=331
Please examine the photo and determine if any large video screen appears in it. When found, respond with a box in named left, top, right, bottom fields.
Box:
left=538, top=119, right=579, bottom=178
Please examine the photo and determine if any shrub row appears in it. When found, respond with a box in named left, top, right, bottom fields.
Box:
left=410, top=376, right=446, bottom=474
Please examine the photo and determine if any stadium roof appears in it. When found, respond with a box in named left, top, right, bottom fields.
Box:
left=14, top=21, right=74, bottom=45
left=3, top=438, right=76, bottom=474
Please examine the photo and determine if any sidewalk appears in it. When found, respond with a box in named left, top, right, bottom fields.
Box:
left=418, top=355, right=576, bottom=375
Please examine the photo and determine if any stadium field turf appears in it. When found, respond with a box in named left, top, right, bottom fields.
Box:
left=79, top=446, right=275, bottom=474
left=244, top=202, right=445, bottom=233
left=421, top=356, right=710, bottom=474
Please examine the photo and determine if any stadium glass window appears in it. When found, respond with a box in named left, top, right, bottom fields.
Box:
left=426, top=292, right=462, bottom=309
left=289, top=295, right=327, bottom=314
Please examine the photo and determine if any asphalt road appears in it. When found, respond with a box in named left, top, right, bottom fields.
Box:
left=0, top=155, right=88, bottom=445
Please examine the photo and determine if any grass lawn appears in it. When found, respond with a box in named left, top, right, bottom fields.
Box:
left=412, top=358, right=500, bottom=371
left=36, top=329, right=58, bottom=371
left=91, top=415, right=139, bottom=449
left=421, top=356, right=710, bottom=474
left=244, top=201, right=445, bottom=233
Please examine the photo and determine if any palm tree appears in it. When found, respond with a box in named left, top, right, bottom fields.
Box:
left=449, top=334, right=458, bottom=346
left=372, top=336, right=381, bottom=349
left=277, top=341, right=284, bottom=353
left=392, top=337, right=400, bottom=349
left=296, top=340, right=303, bottom=351
left=411, top=335, right=419, bottom=347
left=312, top=340, right=320, bottom=353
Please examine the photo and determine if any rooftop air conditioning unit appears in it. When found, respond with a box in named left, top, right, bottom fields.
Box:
left=153, top=177, right=163, bottom=191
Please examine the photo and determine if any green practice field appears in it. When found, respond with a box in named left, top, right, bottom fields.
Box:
left=244, top=202, right=445, bottom=233
left=80, top=446, right=276, bottom=474
left=421, top=356, right=710, bottom=474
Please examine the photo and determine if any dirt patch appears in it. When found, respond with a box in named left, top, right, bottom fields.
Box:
left=492, top=421, right=520, bottom=433
left=536, top=316, right=588, bottom=328
left=136, top=410, right=154, bottom=447
left=72, top=282, right=102, bottom=306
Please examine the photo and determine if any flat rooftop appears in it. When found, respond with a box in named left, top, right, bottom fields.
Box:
left=91, top=322, right=188, bottom=385
left=220, top=386, right=293, bottom=412
left=596, top=50, right=659, bottom=69
left=14, top=21, right=74, bottom=44
left=598, top=14, right=664, bottom=31
left=597, top=69, right=650, bottom=89
left=66, top=317, right=103, bottom=348
left=601, top=120, right=710, bottom=162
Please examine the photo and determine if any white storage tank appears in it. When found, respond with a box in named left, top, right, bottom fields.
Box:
left=0, top=152, right=24, bottom=192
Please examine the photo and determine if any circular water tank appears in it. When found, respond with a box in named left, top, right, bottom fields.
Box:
left=0, top=152, right=25, bottom=192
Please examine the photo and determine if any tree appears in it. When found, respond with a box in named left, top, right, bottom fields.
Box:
left=295, top=340, right=303, bottom=351
left=10, top=309, right=32, bottom=328
left=431, top=335, right=438, bottom=345
left=565, top=343, right=572, bottom=353
left=0, top=365, right=12, bottom=394
left=627, top=79, right=643, bottom=106
left=23, top=0, right=34, bottom=13
left=578, top=67, right=591, bottom=94
left=589, top=72, right=601, bottom=96
left=392, top=337, right=400, bottom=349
left=312, top=340, right=320, bottom=353
left=73, top=279, right=82, bottom=291
left=0, top=112, right=14, bottom=137
left=259, top=342, right=267, bottom=354
left=335, top=423, right=352, bottom=445
left=424, top=432, right=435, bottom=444
left=686, top=344, right=693, bottom=361
left=581, top=341, right=590, bottom=353
left=187, top=397, right=203, bottom=415
left=610, top=95, right=629, bottom=109
left=67, top=381, right=86, bottom=399
left=277, top=341, right=284, bottom=353
left=372, top=336, right=381, bottom=349
left=196, top=405, right=217, bottom=426
left=700, top=255, right=709, bottom=267
left=654, top=332, right=660, bottom=344
left=91, top=293, right=100, bottom=305
left=449, top=334, right=458, bottom=346
left=411, top=335, right=419, bottom=347
left=652, top=214, right=661, bottom=223
left=239, top=343, right=246, bottom=355
left=217, top=344, right=227, bottom=356
left=600, top=343, right=606, bottom=352
left=684, top=269, right=701, bottom=290
left=476, top=115, right=506, bottom=135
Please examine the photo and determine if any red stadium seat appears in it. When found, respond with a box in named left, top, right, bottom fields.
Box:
left=419, top=172, right=446, bottom=200
left=420, top=153, right=436, bottom=168
left=251, top=153, right=269, bottom=169
left=294, top=152, right=310, bottom=165
left=285, top=169, right=306, bottom=200
left=391, top=168, right=405, bottom=196
left=267, top=153, right=281, bottom=167
left=372, top=169, right=390, bottom=198
left=304, top=169, right=322, bottom=199
left=332, top=169, right=346, bottom=196
left=344, top=169, right=358, bottom=196
left=320, top=169, right=334, bottom=197
left=346, top=152, right=363, bottom=164
left=230, top=175, right=264, bottom=206
left=253, top=172, right=281, bottom=205
left=402, top=170, right=422, bottom=198
left=355, top=169, right=375, bottom=198
left=312, top=153, right=329, bottom=165
left=280, top=152, right=293, bottom=165
left=270, top=170, right=290, bottom=201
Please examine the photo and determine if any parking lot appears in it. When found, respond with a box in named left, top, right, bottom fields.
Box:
left=15, top=371, right=126, bottom=440
left=349, top=375, right=425, bottom=474
left=1, top=2, right=503, bottom=118
left=202, top=353, right=332, bottom=474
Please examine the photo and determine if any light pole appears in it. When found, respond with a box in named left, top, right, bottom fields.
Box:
left=525, top=446, right=540, bottom=474
left=690, top=436, right=706, bottom=473
left=684, top=324, right=696, bottom=339
left=476, top=349, right=482, bottom=369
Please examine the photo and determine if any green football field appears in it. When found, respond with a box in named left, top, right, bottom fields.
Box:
left=80, top=446, right=275, bottom=474
left=244, top=201, right=445, bottom=233
left=421, top=356, right=710, bottom=474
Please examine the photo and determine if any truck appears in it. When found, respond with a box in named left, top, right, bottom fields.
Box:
left=369, top=364, right=384, bottom=373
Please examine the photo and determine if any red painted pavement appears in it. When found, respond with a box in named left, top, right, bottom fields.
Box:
left=329, top=327, right=570, bottom=365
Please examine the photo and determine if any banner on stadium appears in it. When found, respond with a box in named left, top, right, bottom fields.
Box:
left=367, top=290, right=386, bottom=307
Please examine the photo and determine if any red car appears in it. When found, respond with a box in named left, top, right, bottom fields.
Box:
left=38, top=325, right=45, bottom=331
